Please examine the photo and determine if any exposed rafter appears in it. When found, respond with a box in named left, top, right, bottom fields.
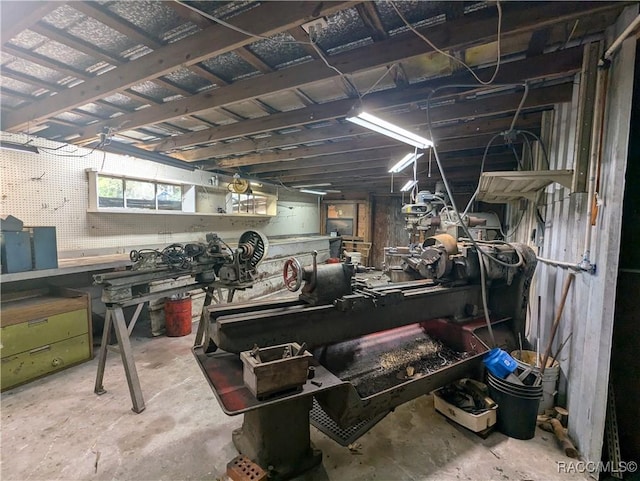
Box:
left=58, top=2, right=613, bottom=145
left=2, top=1, right=357, bottom=131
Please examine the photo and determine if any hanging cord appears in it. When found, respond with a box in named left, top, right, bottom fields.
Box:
left=425, top=87, right=532, bottom=348
left=389, top=0, right=503, bottom=86
left=174, top=0, right=395, bottom=104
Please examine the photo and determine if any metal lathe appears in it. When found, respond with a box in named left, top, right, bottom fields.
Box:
left=194, top=229, right=536, bottom=480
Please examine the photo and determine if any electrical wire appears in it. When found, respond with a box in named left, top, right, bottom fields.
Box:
left=509, top=82, right=529, bottom=132
left=517, top=130, right=550, bottom=169
left=389, top=0, right=503, bottom=86
left=425, top=86, right=531, bottom=347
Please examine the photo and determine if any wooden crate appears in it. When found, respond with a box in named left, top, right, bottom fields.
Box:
left=240, top=342, right=312, bottom=399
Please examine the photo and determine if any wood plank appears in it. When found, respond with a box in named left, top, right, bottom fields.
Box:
left=3, top=1, right=357, bottom=131
left=572, top=42, right=601, bottom=192
left=146, top=47, right=583, bottom=153
left=61, top=2, right=620, bottom=144
left=0, top=1, right=60, bottom=44
left=175, top=83, right=570, bottom=161
left=356, top=3, right=387, bottom=41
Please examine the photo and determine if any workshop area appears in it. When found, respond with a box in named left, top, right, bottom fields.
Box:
left=0, top=2, right=638, bottom=481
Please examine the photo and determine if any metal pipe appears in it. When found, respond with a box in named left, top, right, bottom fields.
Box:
left=602, top=14, right=640, bottom=63
left=536, top=256, right=585, bottom=271
left=580, top=43, right=608, bottom=273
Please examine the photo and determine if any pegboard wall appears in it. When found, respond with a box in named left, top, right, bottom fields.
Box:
left=0, top=133, right=320, bottom=258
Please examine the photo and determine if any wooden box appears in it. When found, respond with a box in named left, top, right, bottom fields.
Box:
left=240, top=342, right=312, bottom=399
left=433, top=388, right=497, bottom=433
left=0, top=288, right=92, bottom=391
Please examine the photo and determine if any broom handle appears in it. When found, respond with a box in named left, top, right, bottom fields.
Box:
left=540, top=273, right=575, bottom=375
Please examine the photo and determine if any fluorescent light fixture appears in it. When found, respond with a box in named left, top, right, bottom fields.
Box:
left=389, top=152, right=423, bottom=173
left=346, top=111, right=433, bottom=149
left=400, top=180, right=418, bottom=192
left=300, top=189, right=327, bottom=195
left=0, top=141, right=39, bottom=154
left=291, top=183, right=332, bottom=188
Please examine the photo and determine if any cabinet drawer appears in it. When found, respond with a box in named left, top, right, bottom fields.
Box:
left=0, top=309, right=88, bottom=358
left=1, top=334, right=90, bottom=391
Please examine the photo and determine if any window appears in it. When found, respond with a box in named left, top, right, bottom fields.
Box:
left=96, top=175, right=182, bottom=211
left=98, top=176, right=124, bottom=207
left=228, top=192, right=269, bottom=215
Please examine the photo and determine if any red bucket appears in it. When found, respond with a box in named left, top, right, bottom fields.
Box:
left=164, top=296, right=192, bottom=337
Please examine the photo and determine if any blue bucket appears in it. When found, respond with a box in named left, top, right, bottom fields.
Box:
left=483, top=348, right=518, bottom=379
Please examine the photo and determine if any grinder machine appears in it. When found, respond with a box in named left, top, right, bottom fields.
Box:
left=193, top=234, right=536, bottom=480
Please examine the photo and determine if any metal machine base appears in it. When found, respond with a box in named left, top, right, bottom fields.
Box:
left=232, top=396, right=322, bottom=481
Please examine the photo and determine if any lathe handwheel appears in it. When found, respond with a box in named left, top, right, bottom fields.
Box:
left=283, top=257, right=303, bottom=292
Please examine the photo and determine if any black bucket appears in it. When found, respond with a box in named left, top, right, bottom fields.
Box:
left=487, top=371, right=542, bottom=440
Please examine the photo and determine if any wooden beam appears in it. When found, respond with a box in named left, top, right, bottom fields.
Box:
left=287, top=26, right=319, bottom=58
left=187, top=65, right=229, bottom=86
left=527, top=28, right=551, bottom=57
left=145, top=46, right=583, bottom=153
left=29, top=20, right=193, bottom=103
left=356, top=3, right=387, bottom=41
left=245, top=147, right=402, bottom=174
left=209, top=113, right=541, bottom=169
left=61, top=2, right=619, bottom=144
left=278, top=162, right=519, bottom=187
left=391, top=63, right=409, bottom=89
left=173, top=83, right=569, bottom=161
left=262, top=154, right=517, bottom=180
left=244, top=139, right=526, bottom=175
left=1, top=1, right=60, bottom=44
left=29, top=22, right=123, bottom=65
left=292, top=89, right=316, bottom=106
left=1, top=68, right=63, bottom=92
left=3, top=1, right=357, bottom=131
left=71, top=2, right=162, bottom=49
left=273, top=161, right=519, bottom=185
left=236, top=47, right=273, bottom=73
left=165, top=2, right=212, bottom=30
left=1, top=88, right=35, bottom=102
left=153, top=78, right=192, bottom=97
left=3, top=44, right=90, bottom=80
left=120, top=90, right=160, bottom=106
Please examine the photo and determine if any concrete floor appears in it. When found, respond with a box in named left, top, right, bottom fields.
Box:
left=1, top=325, right=589, bottom=481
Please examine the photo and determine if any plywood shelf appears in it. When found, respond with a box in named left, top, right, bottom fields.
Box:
left=476, top=170, right=574, bottom=203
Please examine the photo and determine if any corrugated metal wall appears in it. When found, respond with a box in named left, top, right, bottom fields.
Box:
left=506, top=7, right=637, bottom=465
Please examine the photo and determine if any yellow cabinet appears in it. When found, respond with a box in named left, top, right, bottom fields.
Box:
left=0, top=289, right=92, bottom=391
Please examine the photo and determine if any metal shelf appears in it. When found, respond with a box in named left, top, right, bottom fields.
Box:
left=476, top=170, right=573, bottom=203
